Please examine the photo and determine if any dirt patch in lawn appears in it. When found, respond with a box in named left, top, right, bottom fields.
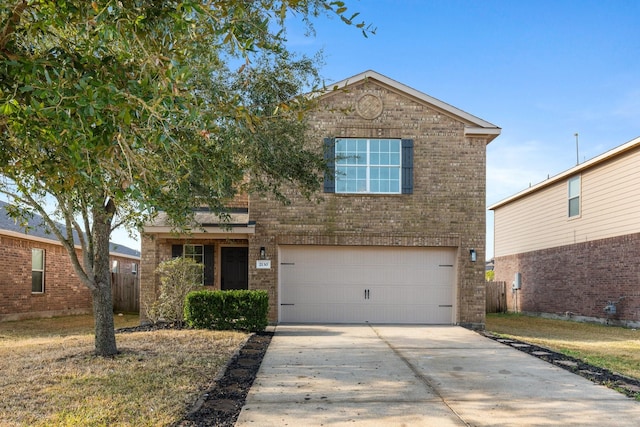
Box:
left=481, top=331, right=640, bottom=399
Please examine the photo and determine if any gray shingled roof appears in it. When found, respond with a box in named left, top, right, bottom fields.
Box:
left=0, top=200, right=140, bottom=257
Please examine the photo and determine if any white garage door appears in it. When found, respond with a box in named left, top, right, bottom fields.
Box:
left=279, top=245, right=456, bottom=324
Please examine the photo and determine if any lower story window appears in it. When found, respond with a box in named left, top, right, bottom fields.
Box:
left=184, top=244, right=205, bottom=284
left=32, top=248, right=45, bottom=293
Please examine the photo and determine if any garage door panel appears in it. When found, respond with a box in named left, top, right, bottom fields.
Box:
left=279, top=246, right=456, bottom=324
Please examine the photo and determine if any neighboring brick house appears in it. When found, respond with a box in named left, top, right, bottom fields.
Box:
left=0, top=200, right=141, bottom=321
left=489, top=136, right=640, bottom=327
left=141, top=70, right=500, bottom=328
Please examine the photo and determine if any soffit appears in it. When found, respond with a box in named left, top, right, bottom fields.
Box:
left=142, top=212, right=255, bottom=237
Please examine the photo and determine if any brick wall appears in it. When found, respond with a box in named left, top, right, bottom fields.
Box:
left=0, top=233, right=139, bottom=321
left=250, top=79, right=489, bottom=327
left=494, top=232, right=640, bottom=326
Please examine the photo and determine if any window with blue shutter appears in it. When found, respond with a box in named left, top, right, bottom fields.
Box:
left=401, top=139, right=413, bottom=194
left=324, top=138, right=413, bottom=194
left=323, top=137, right=335, bottom=193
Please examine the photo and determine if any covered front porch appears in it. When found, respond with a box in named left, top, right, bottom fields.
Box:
left=139, top=210, right=256, bottom=321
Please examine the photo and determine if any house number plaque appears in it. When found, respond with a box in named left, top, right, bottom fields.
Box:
left=256, top=260, right=271, bottom=269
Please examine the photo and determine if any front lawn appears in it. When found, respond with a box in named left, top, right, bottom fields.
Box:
left=486, top=313, right=640, bottom=380
left=0, top=315, right=247, bottom=426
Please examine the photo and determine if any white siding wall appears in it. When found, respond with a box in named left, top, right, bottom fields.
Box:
left=494, top=148, right=640, bottom=257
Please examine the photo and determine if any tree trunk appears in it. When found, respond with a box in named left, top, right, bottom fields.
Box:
left=92, top=281, right=117, bottom=356
left=91, top=200, right=118, bottom=357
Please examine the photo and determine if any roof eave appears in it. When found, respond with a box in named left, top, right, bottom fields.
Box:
left=489, top=135, right=640, bottom=210
left=0, top=229, right=140, bottom=259
left=465, top=126, right=502, bottom=144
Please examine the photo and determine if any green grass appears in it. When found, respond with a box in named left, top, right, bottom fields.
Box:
left=486, top=313, right=640, bottom=380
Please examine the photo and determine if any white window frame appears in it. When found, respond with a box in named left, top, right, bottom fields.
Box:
left=335, top=138, right=402, bottom=194
left=111, top=259, right=119, bottom=273
left=184, top=244, right=205, bottom=284
left=568, top=175, right=581, bottom=218
left=131, top=262, right=138, bottom=275
left=32, top=248, right=45, bottom=293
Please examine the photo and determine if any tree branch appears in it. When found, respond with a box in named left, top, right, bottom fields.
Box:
left=0, top=0, right=27, bottom=54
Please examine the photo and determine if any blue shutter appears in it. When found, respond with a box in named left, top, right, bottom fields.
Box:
left=172, top=244, right=183, bottom=258
left=401, top=139, right=414, bottom=194
left=323, top=137, right=335, bottom=193
left=204, top=245, right=214, bottom=286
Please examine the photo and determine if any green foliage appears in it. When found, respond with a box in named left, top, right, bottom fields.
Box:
left=184, top=290, right=269, bottom=332
left=0, top=0, right=371, bottom=356
left=485, top=270, right=495, bottom=281
left=147, top=257, right=203, bottom=325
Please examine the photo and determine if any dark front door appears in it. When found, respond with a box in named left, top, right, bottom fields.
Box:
left=221, top=247, right=249, bottom=290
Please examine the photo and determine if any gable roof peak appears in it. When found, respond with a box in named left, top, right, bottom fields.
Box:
left=324, top=70, right=501, bottom=142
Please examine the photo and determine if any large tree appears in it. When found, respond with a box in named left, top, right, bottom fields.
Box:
left=0, top=1, right=372, bottom=356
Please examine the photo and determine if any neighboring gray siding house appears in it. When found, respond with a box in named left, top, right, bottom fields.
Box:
left=141, top=70, right=500, bottom=328
left=489, top=136, right=640, bottom=327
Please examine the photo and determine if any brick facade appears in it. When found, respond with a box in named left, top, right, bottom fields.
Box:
left=0, top=232, right=139, bottom=322
left=248, top=77, right=491, bottom=327
left=494, top=232, right=640, bottom=327
left=141, top=71, right=498, bottom=328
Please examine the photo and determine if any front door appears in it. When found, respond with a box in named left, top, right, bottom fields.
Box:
left=221, top=247, right=249, bottom=290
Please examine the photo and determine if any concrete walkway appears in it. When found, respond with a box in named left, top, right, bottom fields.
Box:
left=235, top=325, right=640, bottom=426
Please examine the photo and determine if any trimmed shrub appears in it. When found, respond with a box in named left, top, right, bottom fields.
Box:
left=146, top=257, right=204, bottom=325
left=184, top=289, right=268, bottom=332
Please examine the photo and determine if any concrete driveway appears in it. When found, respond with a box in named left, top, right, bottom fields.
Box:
left=235, top=325, right=640, bottom=426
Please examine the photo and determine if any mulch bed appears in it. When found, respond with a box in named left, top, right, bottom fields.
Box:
left=480, top=331, right=640, bottom=399
left=116, top=323, right=272, bottom=427
left=175, top=331, right=273, bottom=426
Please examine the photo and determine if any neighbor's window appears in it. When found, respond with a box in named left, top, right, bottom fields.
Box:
left=32, top=248, right=45, bottom=293
left=131, top=262, right=138, bottom=275
left=335, top=138, right=402, bottom=193
left=111, top=260, right=119, bottom=273
left=568, top=175, right=580, bottom=217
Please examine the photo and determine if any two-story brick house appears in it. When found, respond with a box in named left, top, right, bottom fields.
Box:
left=141, top=70, right=500, bottom=328
left=490, top=136, right=640, bottom=327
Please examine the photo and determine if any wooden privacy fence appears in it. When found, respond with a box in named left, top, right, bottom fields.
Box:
left=486, top=281, right=507, bottom=313
left=111, top=273, right=139, bottom=313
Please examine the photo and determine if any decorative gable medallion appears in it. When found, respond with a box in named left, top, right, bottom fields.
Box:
left=356, top=93, right=383, bottom=120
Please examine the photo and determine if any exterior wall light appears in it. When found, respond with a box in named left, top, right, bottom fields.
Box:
left=470, top=249, right=477, bottom=262
left=260, top=247, right=266, bottom=260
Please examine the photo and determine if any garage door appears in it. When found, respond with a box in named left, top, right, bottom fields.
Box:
left=279, top=246, right=456, bottom=324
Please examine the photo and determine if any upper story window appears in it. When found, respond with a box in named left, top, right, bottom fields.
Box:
left=324, top=138, right=413, bottom=194
left=568, top=175, right=581, bottom=217
left=32, top=248, right=45, bottom=293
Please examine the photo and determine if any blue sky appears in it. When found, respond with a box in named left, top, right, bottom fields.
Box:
left=78, top=1, right=640, bottom=256
left=280, top=0, right=640, bottom=258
